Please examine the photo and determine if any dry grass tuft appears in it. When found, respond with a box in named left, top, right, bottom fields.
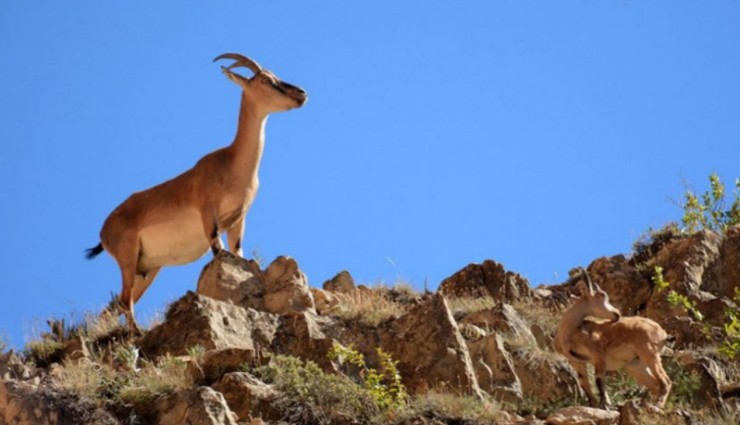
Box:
left=446, top=296, right=497, bottom=317
left=400, top=391, right=508, bottom=424
left=329, top=286, right=408, bottom=326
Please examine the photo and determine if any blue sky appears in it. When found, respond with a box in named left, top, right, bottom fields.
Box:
left=1, top=2, right=738, bottom=348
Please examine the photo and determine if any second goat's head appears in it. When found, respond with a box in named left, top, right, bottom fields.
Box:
left=574, top=267, right=622, bottom=323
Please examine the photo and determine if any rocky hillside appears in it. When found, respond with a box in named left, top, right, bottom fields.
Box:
left=1, top=225, right=739, bottom=425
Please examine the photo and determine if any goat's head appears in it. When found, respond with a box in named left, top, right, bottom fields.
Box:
left=214, top=53, right=307, bottom=112
left=574, top=267, right=622, bottom=323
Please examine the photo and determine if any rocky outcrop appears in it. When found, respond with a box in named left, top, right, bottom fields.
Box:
left=141, top=292, right=278, bottom=359
left=197, top=251, right=316, bottom=316
left=466, top=333, right=522, bottom=402
left=439, top=260, right=533, bottom=302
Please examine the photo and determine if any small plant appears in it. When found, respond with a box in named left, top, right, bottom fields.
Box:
left=652, top=266, right=703, bottom=321
left=718, top=288, right=740, bottom=360
left=114, top=344, right=141, bottom=372
left=666, top=291, right=704, bottom=322
left=328, top=343, right=407, bottom=410
left=664, top=359, right=702, bottom=408
left=652, top=266, right=670, bottom=292
left=680, top=173, right=739, bottom=234
left=186, top=344, right=207, bottom=359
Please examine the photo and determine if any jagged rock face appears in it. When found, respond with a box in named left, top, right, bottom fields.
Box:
left=0, top=380, right=120, bottom=425
left=439, top=260, right=533, bottom=302
left=197, top=251, right=316, bottom=316
left=718, top=224, right=740, bottom=299
left=212, top=372, right=280, bottom=423
left=271, top=312, right=336, bottom=371
left=379, top=293, right=484, bottom=399
left=466, top=333, right=522, bottom=402
left=155, top=386, right=237, bottom=425
left=461, top=303, right=538, bottom=347
left=141, top=292, right=278, bottom=358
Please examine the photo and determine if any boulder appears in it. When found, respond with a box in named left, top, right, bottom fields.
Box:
left=141, top=292, right=278, bottom=358
left=379, top=293, right=484, bottom=399
left=263, top=256, right=316, bottom=315
left=510, top=348, right=579, bottom=405
left=212, top=372, right=280, bottom=423
left=155, top=386, right=237, bottom=425
left=197, top=251, right=264, bottom=310
left=439, top=260, right=533, bottom=302
left=322, top=270, right=356, bottom=293
left=546, top=406, right=619, bottom=425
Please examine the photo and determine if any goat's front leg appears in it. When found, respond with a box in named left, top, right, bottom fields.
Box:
left=226, top=216, right=245, bottom=257
left=572, top=361, right=597, bottom=407
left=594, top=360, right=611, bottom=409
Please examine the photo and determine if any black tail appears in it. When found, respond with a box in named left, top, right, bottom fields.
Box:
left=85, top=243, right=104, bottom=260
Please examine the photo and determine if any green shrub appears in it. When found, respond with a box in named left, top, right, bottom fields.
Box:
left=681, top=173, right=739, bottom=234
left=327, top=343, right=407, bottom=411
left=254, top=355, right=380, bottom=424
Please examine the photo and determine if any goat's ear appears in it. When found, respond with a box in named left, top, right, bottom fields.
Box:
left=221, top=67, right=250, bottom=87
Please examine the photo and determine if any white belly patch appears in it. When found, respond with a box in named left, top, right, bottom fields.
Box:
left=138, top=208, right=210, bottom=269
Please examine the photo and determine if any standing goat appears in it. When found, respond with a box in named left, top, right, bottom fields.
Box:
left=553, top=268, right=672, bottom=408
left=86, top=53, right=307, bottom=330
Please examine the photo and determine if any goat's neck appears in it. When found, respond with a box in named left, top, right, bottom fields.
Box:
left=228, top=93, right=268, bottom=183
left=559, top=300, right=590, bottom=338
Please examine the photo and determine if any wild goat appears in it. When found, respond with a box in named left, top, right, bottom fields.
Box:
left=553, top=268, right=672, bottom=408
left=86, top=53, right=307, bottom=330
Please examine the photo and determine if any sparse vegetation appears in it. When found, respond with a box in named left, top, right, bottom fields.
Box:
left=447, top=296, right=497, bottom=317
left=399, top=391, right=507, bottom=424
left=328, top=286, right=408, bottom=326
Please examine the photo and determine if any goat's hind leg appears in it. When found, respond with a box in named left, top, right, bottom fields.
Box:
left=643, top=352, right=671, bottom=408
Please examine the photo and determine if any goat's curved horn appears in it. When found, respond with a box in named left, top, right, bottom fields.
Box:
left=213, top=53, right=263, bottom=74
left=579, top=267, right=596, bottom=295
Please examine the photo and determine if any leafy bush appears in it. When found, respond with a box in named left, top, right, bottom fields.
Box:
left=328, top=343, right=407, bottom=411
left=254, top=355, right=380, bottom=424
left=680, top=173, right=739, bottom=234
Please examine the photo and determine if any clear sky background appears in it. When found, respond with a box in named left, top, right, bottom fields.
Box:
left=1, top=2, right=738, bottom=348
